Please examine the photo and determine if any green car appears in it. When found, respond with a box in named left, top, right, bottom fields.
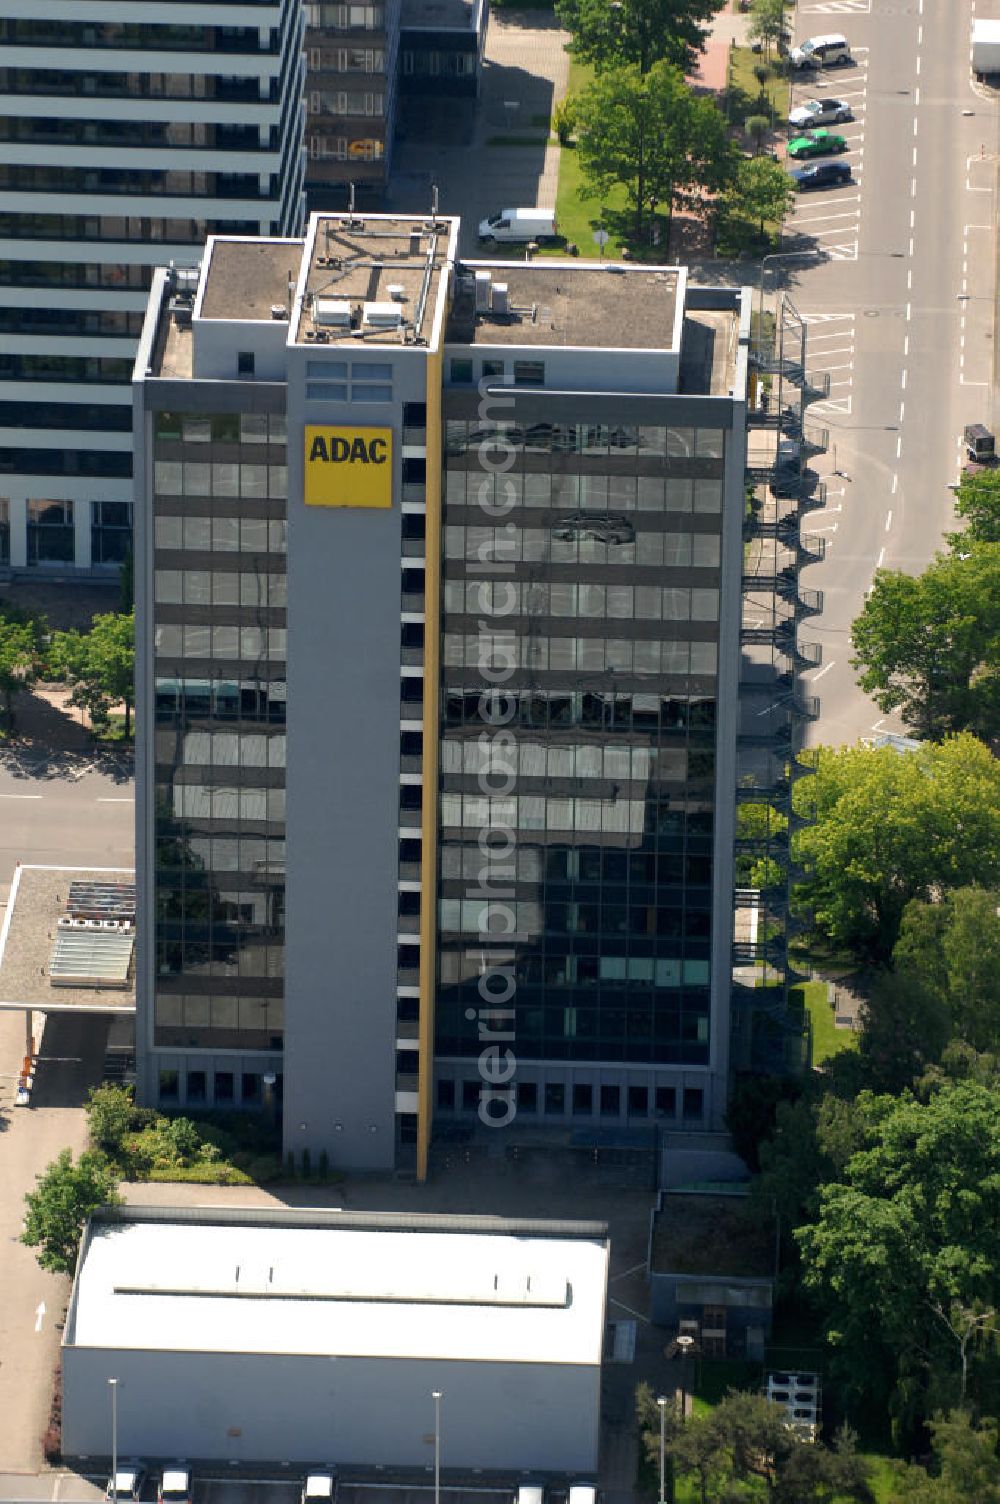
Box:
left=787, top=128, right=847, bottom=159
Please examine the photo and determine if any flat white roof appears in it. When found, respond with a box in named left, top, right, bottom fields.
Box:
left=70, top=1221, right=608, bottom=1366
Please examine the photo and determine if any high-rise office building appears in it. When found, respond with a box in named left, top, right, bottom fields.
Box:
left=133, top=213, right=820, bottom=1178
left=0, top=0, right=305, bottom=573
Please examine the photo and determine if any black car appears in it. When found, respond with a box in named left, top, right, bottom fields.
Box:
left=790, top=159, right=852, bottom=190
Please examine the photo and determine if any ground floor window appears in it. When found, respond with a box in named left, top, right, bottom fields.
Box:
left=27, top=497, right=73, bottom=563
left=92, top=499, right=132, bottom=565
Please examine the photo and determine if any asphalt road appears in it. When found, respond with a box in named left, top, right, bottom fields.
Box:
left=777, top=0, right=997, bottom=745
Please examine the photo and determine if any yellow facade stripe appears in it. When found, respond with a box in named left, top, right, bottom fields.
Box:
left=416, top=342, right=443, bottom=1182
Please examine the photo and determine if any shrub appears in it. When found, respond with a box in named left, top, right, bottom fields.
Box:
left=552, top=95, right=577, bottom=145
left=85, top=1083, right=136, bottom=1160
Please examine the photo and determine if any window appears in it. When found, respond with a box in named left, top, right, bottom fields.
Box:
left=513, top=360, right=544, bottom=386
left=241, top=1072, right=261, bottom=1103
left=450, top=358, right=473, bottom=385
left=656, top=1086, right=677, bottom=1118
left=628, top=1084, right=648, bottom=1117
left=518, top=1080, right=537, bottom=1112
left=683, top=1087, right=704, bottom=1121
left=214, top=1070, right=235, bottom=1103
left=572, top=1083, right=593, bottom=1116
left=544, top=1081, right=565, bottom=1115
left=600, top=1084, right=621, bottom=1116
left=91, top=500, right=132, bottom=565
left=437, top=1078, right=455, bottom=1110
left=482, top=359, right=504, bottom=379
left=186, top=1069, right=206, bottom=1104
left=27, top=498, right=74, bottom=564
left=237, top=350, right=255, bottom=377
left=462, top=1079, right=479, bottom=1111
left=158, top=1069, right=179, bottom=1103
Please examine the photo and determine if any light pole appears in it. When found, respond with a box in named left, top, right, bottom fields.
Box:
left=758, top=249, right=823, bottom=334
left=656, top=1394, right=667, bottom=1504
left=676, top=1334, right=695, bottom=1419
left=432, top=1389, right=442, bottom=1504
left=108, top=1377, right=119, bottom=1504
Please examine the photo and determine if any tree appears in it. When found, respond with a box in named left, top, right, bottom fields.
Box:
left=894, top=888, right=1000, bottom=1053
left=86, top=1082, right=136, bottom=1160
left=555, top=0, right=725, bottom=75
left=0, top=611, right=39, bottom=734
left=796, top=1080, right=1000, bottom=1437
left=850, top=545, right=1000, bottom=740
left=574, top=62, right=736, bottom=239
left=792, top=737, right=1000, bottom=963
left=856, top=968, right=952, bottom=1094
left=951, top=465, right=1000, bottom=546
left=50, top=609, right=135, bottom=738
left=748, top=0, right=787, bottom=58
left=21, top=1148, right=120, bottom=1274
left=725, top=155, right=795, bottom=237
left=743, top=114, right=771, bottom=156
left=888, top=1411, right=1000, bottom=1503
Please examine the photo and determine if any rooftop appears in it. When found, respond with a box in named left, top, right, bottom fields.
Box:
left=296, top=214, right=456, bottom=347
left=651, top=1191, right=775, bottom=1280
left=679, top=308, right=742, bottom=397
left=448, top=261, right=682, bottom=351
left=199, top=238, right=302, bottom=322
left=68, top=1211, right=609, bottom=1364
left=0, top=866, right=136, bottom=1016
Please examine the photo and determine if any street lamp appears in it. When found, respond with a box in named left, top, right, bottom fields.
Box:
left=432, top=1389, right=442, bottom=1504
left=656, top=1395, right=667, bottom=1504
left=676, top=1334, right=695, bottom=1420
left=108, top=1377, right=119, bottom=1504
left=757, top=249, right=824, bottom=335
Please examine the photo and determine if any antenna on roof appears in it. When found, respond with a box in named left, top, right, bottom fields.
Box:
left=348, top=181, right=356, bottom=218
left=430, top=183, right=439, bottom=226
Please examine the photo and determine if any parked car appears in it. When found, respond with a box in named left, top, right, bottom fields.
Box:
left=789, top=97, right=852, bottom=127
left=157, top=1468, right=191, bottom=1504
left=790, top=160, right=852, bottom=190
left=787, top=129, right=848, bottom=159
left=301, top=1474, right=337, bottom=1504
left=789, top=33, right=852, bottom=69
left=105, top=1467, right=146, bottom=1502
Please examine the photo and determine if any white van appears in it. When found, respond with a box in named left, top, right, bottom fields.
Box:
left=789, top=33, right=852, bottom=68
left=478, top=208, right=558, bottom=244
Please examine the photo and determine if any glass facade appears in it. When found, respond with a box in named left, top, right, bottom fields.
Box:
left=150, top=410, right=288, bottom=1053
left=436, top=416, right=722, bottom=1072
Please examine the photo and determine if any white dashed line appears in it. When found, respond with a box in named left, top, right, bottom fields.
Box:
left=885, top=511, right=893, bottom=531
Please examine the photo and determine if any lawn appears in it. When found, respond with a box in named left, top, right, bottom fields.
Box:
left=726, top=45, right=791, bottom=132
left=544, top=56, right=632, bottom=259
left=789, top=979, right=858, bottom=1065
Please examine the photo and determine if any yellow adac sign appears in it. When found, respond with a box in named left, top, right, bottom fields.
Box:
left=304, top=426, right=393, bottom=509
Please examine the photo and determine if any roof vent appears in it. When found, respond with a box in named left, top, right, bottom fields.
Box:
left=270, top=303, right=286, bottom=321
left=387, top=283, right=407, bottom=302
left=314, top=298, right=352, bottom=327
left=491, top=282, right=509, bottom=316
left=475, top=270, right=492, bottom=312
left=409, top=231, right=422, bottom=255
left=362, top=301, right=403, bottom=329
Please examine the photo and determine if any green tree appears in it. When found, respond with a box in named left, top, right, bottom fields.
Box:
left=0, top=611, right=39, bottom=734
left=85, top=1082, right=136, bottom=1160
left=850, top=545, right=1000, bottom=739
left=50, top=609, right=135, bottom=738
left=21, top=1148, right=120, bottom=1274
left=574, top=61, right=736, bottom=240
left=796, top=1080, right=1000, bottom=1437
left=888, top=1411, right=1000, bottom=1503
left=856, top=969, right=952, bottom=1094
left=792, top=737, right=1000, bottom=963
left=118, top=545, right=135, bottom=611
left=555, top=0, right=724, bottom=74
left=725, top=154, right=795, bottom=236
left=748, top=0, right=787, bottom=58
left=951, top=465, right=1000, bottom=546
left=894, top=888, right=1000, bottom=1053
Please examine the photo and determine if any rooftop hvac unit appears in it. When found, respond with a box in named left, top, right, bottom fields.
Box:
left=387, top=283, right=406, bottom=302
left=491, top=282, right=509, bottom=316
left=362, top=301, right=403, bottom=329
left=270, top=302, right=287, bottom=321
left=57, top=916, right=74, bottom=928
left=313, top=297, right=352, bottom=327
left=475, top=270, right=492, bottom=311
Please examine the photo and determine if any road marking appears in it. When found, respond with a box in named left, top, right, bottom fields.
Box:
left=892, top=473, right=899, bottom=495
left=34, top=1301, right=46, bottom=1333
left=903, top=335, right=909, bottom=356
left=0, top=793, right=42, bottom=799
left=915, top=54, right=921, bottom=75
left=96, top=797, right=134, bottom=803
left=901, top=369, right=907, bottom=389
left=911, top=178, right=917, bottom=196
left=915, top=85, right=921, bottom=104
left=907, top=268, right=913, bottom=289
left=896, top=435, right=903, bottom=458
left=885, top=511, right=893, bottom=531
left=906, top=302, right=912, bottom=321
left=809, top=661, right=836, bottom=680
left=912, top=147, right=918, bottom=166
left=877, top=548, right=885, bottom=568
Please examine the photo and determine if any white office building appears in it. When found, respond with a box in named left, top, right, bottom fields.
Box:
left=0, top=0, right=306, bottom=573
